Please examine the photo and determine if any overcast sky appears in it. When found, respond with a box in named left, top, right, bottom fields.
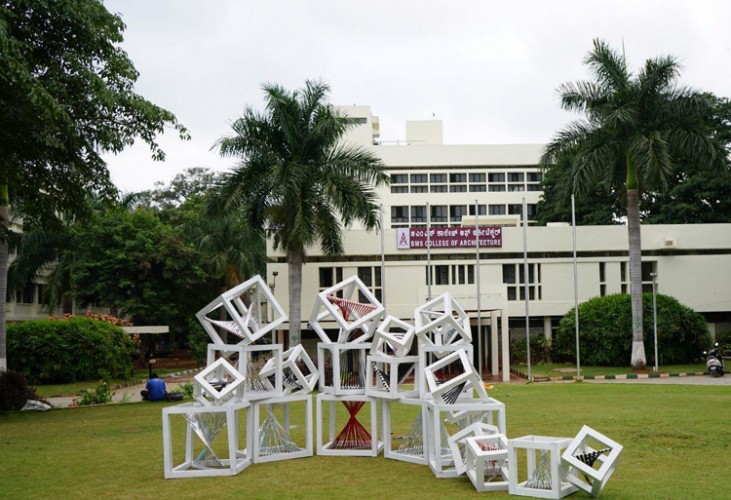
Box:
left=102, top=0, right=731, bottom=193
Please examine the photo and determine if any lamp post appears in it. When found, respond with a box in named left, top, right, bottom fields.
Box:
left=270, top=271, right=279, bottom=343
left=651, top=272, right=658, bottom=372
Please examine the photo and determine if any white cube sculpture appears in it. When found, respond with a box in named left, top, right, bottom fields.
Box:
left=244, top=344, right=283, bottom=401
left=309, top=276, right=384, bottom=344
left=381, top=398, right=429, bottom=465
left=425, top=399, right=507, bottom=479
left=196, top=275, right=286, bottom=345
left=370, top=315, right=415, bottom=357
left=206, top=344, right=247, bottom=376
left=414, top=293, right=472, bottom=352
left=417, top=343, right=474, bottom=399
left=508, top=435, right=578, bottom=499
left=162, top=401, right=250, bottom=478
left=365, top=354, right=419, bottom=399
left=193, top=358, right=246, bottom=406
left=424, top=349, right=489, bottom=419
left=446, top=421, right=499, bottom=475
left=316, top=393, right=382, bottom=457
left=561, top=425, right=623, bottom=497
left=465, top=434, right=510, bottom=492
left=260, top=344, right=318, bottom=395
left=318, top=342, right=371, bottom=395
left=248, top=394, right=313, bottom=463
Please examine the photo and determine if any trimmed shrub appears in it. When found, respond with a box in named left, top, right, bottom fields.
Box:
left=714, top=330, right=731, bottom=348
left=8, top=318, right=135, bottom=384
left=553, top=293, right=710, bottom=366
left=0, top=370, right=42, bottom=411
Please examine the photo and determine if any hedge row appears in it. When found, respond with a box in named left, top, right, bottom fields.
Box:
left=554, top=293, right=710, bottom=366
left=8, top=318, right=135, bottom=384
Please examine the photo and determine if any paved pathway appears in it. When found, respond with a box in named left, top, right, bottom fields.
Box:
left=583, top=374, right=731, bottom=385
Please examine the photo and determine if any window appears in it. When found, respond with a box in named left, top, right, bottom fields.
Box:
left=391, top=186, right=408, bottom=193
left=410, top=185, right=428, bottom=193
left=430, top=185, right=448, bottom=193
left=434, top=265, right=449, bottom=285
left=449, top=173, right=467, bottom=183
left=358, top=266, right=382, bottom=302
left=507, top=172, right=524, bottom=182
left=527, top=184, right=542, bottom=191
left=503, top=264, right=542, bottom=301
left=411, top=205, right=427, bottom=223
left=411, top=174, right=428, bottom=183
left=489, top=204, right=506, bottom=215
left=17, top=285, right=34, bottom=304
left=508, top=184, right=525, bottom=192
left=450, top=205, right=468, bottom=222
left=488, top=185, right=506, bottom=192
left=468, top=205, right=487, bottom=216
left=621, top=261, right=656, bottom=294
left=599, top=262, right=606, bottom=296
left=430, top=205, right=448, bottom=223
left=428, top=264, right=475, bottom=285
left=391, top=174, right=408, bottom=184
left=508, top=204, right=523, bottom=216
left=488, top=173, right=505, bottom=183
left=527, top=172, right=542, bottom=183
left=449, top=185, right=467, bottom=192
left=319, top=267, right=343, bottom=294
left=469, top=184, right=487, bottom=192
left=391, top=206, right=409, bottom=223
left=430, top=174, right=447, bottom=183
left=469, top=173, right=486, bottom=183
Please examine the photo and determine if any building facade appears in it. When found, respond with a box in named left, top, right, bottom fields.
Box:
left=266, top=107, right=731, bottom=381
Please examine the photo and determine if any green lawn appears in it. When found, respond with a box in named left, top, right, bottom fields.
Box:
left=513, top=363, right=706, bottom=379
left=1, top=383, right=729, bottom=499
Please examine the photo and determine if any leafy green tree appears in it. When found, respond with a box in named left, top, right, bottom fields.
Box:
left=540, top=39, right=724, bottom=369
left=216, top=80, right=389, bottom=346
left=0, top=0, right=187, bottom=370
left=70, top=208, right=204, bottom=327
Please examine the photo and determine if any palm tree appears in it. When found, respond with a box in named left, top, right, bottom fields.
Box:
left=540, top=39, right=724, bottom=369
left=217, top=80, right=389, bottom=347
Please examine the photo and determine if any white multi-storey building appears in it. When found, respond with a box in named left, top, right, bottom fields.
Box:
left=267, top=106, right=731, bottom=381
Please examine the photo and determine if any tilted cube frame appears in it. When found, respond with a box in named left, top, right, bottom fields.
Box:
left=561, top=425, right=623, bottom=497
left=508, top=435, right=578, bottom=499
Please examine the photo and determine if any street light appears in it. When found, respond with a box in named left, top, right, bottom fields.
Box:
left=651, top=272, right=658, bottom=372
left=271, top=271, right=278, bottom=293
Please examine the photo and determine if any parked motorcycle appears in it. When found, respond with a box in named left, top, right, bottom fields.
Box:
left=704, top=343, right=725, bottom=377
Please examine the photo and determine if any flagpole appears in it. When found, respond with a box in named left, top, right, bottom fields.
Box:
left=522, top=197, right=531, bottom=382
left=475, top=200, right=482, bottom=378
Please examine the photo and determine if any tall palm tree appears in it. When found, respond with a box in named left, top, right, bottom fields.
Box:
left=217, top=80, right=389, bottom=347
left=540, top=39, right=724, bottom=369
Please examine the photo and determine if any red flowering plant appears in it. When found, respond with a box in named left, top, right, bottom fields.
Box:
left=50, top=311, right=134, bottom=327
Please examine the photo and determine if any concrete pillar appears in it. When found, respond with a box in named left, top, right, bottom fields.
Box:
left=544, top=316, right=552, bottom=341
left=491, top=310, right=499, bottom=376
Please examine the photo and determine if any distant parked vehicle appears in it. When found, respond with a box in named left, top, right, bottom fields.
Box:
left=704, top=343, right=725, bottom=377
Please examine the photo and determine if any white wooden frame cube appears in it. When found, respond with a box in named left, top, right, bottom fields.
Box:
left=196, top=275, right=286, bottom=345
left=508, top=435, right=578, bottom=499
left=193, top=358, right=246, bottom=406
left=316, top=393, right=382, bottom=457
left=561, top=425, right=623, bottom=497
left=414, top=293, right=472, bottom=349
left=317, top=342, right=371, bottom=395
left=370, top=315, right=415, bottom=357
left=425, top=399, right=507, bottom=479
left=206, top=344, right=246, bottom=376
left=424, top=349, right=489, bottom=413
left=418, top=344, right=474, bottom=399
left=465, top=434, right=510, bottom=492
left=309, top=276, right=384, bottom=344
left=248, top=393, right=313, bottom=463
left=261, top=344, right=318, bottom=395
left=244, top=344, right=283, bottom=401
left=162, top=401, right=251, bottom=479
left=381, top=398, right=429, bottom=465
left=447, top=421, right=499, bottom=475
left=365, top=354, right=419, bottom=399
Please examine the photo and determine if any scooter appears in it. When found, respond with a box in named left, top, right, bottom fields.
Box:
left=704, top=343, right=725, bottom=377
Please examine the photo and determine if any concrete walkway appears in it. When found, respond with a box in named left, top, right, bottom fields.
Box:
left=47, top=371, right=198, bottom=409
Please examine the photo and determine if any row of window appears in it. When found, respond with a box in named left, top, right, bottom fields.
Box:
left=391, top=204, right=538, bottom=226
left=6, top=284, right=45, bottom=305
left=390, top=171, right=542, bottom=194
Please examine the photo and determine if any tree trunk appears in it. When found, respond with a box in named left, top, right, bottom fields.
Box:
left=0, top=185, right=9, bottom=371
left=287, top=248, right=303, bottom=348
left=627, top=188, right=647, bottom=369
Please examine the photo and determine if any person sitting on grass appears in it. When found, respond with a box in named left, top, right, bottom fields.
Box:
left=141, top=373, right=167, bottom=401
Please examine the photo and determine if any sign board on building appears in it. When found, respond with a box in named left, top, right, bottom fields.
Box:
left=396, top=226, right=502, bottom=249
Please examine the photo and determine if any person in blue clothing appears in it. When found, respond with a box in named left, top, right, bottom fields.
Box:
left=141, top=373, right=167, bottom=401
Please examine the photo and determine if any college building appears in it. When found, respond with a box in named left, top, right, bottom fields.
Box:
left=266, top=106, right=731, bottom=381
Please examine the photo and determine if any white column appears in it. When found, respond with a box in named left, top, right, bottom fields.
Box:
left=491, top=311, right=499, bottom=377
left=501, top=310, right=510, bottom=382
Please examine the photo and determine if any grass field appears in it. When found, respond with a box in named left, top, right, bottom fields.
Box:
left=33, top=369, right=190, bottom=398
left=2, top=382, right=729, bottom=499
